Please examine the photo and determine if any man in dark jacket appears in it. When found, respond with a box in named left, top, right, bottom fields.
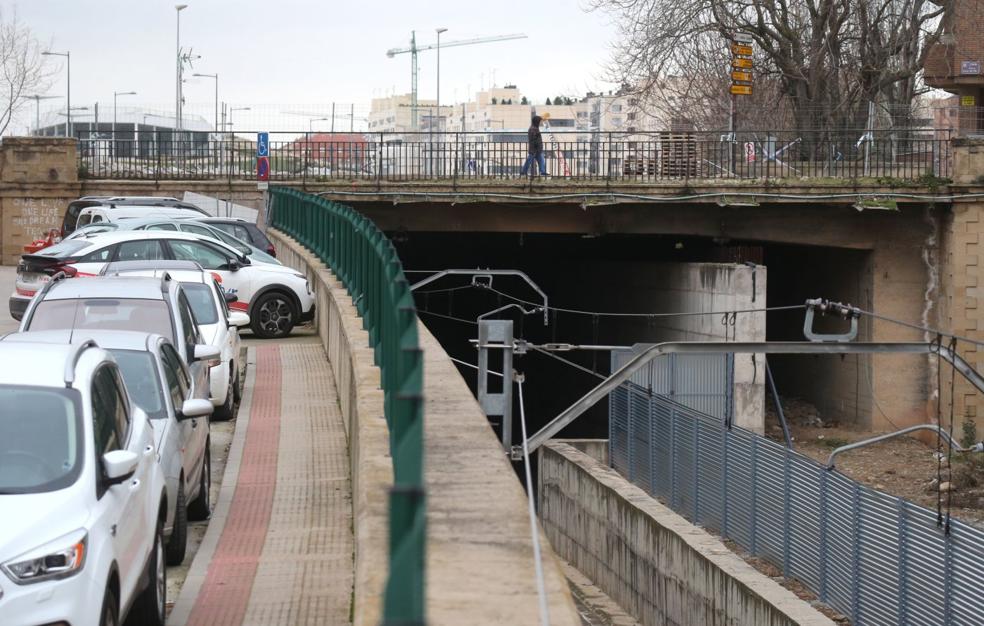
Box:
left=520, top=115, right=547, bottom=176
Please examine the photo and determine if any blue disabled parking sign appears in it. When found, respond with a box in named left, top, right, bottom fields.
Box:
left=257, top=132, right=269, bottom=157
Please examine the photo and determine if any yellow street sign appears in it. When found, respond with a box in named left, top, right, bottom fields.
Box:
left=731, top=44, right=753, bottom=56
left=962, top=95, right=976, bottom=107
left=730, top=85, right=753, bottom=96
left=731, top=71, right=752, bottom=82
left=732, top=58, right=753, bottom=69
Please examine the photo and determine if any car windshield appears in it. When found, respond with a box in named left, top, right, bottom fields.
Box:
left=181, top=283, right=219, bottom=325
left=109, top=350, right=166, bottom=419
left=0, top=386, right=82, bottom=493
left=68, top=224, right=119, bottom=240
left=30, top=239, right=91, bottom=258
left=27, top=299, right=175, bottom=344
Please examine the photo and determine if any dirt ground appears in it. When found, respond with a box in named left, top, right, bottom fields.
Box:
left=764, top=397, right=984, bottom=529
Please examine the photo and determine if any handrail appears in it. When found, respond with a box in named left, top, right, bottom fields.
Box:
left=268, top=187, right=425, bottom=624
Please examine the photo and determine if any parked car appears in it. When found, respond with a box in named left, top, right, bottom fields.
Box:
left=65, top=217, right=281, bottom=266
left=12, top=231, right=314, bottom=338
left=74, top=206, right=209, bottom=231
left=0, top=337, right=168, bottom=626
left=17, top=273, right=219, bottom=403
left=196, top=217, right=277, bottom=258
left=60, top=196, right=207, bottom=238
left=102, top=260, right=249, bottom=420
left=4, top=329, right=214, bottom=567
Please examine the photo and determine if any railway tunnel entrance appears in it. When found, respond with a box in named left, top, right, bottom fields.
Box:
left=389, top=230, right=874, bottom=445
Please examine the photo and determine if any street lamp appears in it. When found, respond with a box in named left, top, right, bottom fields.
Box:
left=175, top=4, right=188, bottom=132
left=193, top=72, right=218, bottom=133
left=22, top=95, right=58, bottom=135
left=309, top=116, right=331, bottom=133
left=41, top=50, right=70, bottom=137
left=228, top=106, right=250, bottom=136
left=436, top=27, right=447, bottom=133
left=113, top=91, right=137, bottom=151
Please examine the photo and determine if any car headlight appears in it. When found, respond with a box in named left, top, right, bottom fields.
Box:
left=2, top=530, right=87, bottom=584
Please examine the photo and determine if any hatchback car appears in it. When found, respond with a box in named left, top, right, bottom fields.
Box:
left=12, top=231, right=314, bottom=338
left=18, top=273, right=218, bottom=403
left=0, top=338, right=168, bottom=626
left=102, top=261, right=249, bottom=420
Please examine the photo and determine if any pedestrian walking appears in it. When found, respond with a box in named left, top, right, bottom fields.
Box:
left=520, top=115, right=547, bottom=177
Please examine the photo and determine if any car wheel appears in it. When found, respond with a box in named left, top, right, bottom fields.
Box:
left=126, top=517, right=165, bottom=626
left=250, top=291, right=296, bottom=339
left=213, top=372, right=236, bottom=421
left=188, top=445, right=211, bottom=521
left=100, top=585, right=119, bottom=626
left=164, top=481, right=188, bottom=566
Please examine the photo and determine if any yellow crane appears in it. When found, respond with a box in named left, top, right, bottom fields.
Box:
left=386, top=31, right=528, bottom=131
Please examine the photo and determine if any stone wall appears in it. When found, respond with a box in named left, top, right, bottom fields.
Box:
left=539, top=441, right=836, bottom=626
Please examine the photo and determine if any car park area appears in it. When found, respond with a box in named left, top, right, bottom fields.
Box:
left=0, top=196, right=320, bottom=626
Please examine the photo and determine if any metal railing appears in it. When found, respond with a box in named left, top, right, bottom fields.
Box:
left=74, top=129, right=953, bottom=183
left=268, top=187, right=425, bottom=624
left=609, top=355, right=984, bottom=626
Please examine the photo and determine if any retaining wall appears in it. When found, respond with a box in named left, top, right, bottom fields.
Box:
left=539, top=441, right=836, bottom=626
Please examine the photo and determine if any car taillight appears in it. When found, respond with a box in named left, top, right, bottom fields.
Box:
left=45, top=263, right=77, bottom=278
left=267, top=243, right=277, bottom=257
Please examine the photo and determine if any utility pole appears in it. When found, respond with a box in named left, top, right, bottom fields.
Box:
left=176, top=5, right=187, bottom=131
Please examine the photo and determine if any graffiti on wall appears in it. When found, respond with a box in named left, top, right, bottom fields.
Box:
left=10, top=197, right=62, bottom=241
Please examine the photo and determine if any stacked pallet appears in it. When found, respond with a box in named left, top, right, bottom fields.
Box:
left=659, top=132, right=698, bottom=177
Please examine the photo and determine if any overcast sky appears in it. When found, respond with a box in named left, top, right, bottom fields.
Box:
left=16, top=0, right=620, bottom=118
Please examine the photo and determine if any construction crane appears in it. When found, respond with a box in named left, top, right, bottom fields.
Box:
left=386, top=31, right=528, bottom=130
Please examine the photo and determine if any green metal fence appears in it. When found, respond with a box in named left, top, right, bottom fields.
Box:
left=269, top=186, right=426, bottom=624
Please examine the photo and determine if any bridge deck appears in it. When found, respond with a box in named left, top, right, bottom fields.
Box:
left=169, top=343, right=354, bottom=626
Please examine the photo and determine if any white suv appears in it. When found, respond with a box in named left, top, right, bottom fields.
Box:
left=12, top=231, right=314, bottom=338
left=0, top=338, right=168, bottom=626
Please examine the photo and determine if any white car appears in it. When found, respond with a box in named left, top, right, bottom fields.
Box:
left=5, top=330, right=215, bottom=567
left=12, top=231, right=314, bottom=338
left=0, top=338, right=168, bottom=626
left=102, top=260, right=249, bottom=420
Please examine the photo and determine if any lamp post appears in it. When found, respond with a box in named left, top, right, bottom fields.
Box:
left=112, top=90, right=136, bottom=156
left=228, top=106, right=250, bottom=135
left=192, top=72, right=218, bottom=133
left=23, top=95, right=58, bottom=135
left=434, top=27, right=447, bottom=176
left=309, top=116, right=330, bottom=133
left=175, top=4, right=188, bottom=132
left=41, top=50, right=70, bottom=137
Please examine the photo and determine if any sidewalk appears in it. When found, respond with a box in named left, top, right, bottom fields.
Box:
left=169, top=344, right=354, bottom=626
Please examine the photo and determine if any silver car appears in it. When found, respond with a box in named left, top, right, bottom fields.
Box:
left=6, top=330, right=214, bottom=566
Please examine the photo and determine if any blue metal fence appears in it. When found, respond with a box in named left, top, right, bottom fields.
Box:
left=609, top=355, right=984, bottom=626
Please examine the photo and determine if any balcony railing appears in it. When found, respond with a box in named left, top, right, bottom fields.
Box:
left=74, top=129, right=953, bottom=184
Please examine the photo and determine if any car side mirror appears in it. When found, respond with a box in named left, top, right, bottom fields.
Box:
left=227, top=311, right=250, bottom=328
left=102, top=449, right=139, bottom=486
left=225, top=259, right=241, bottom=272
left=178, top=398, right=213, bottom=420
left=192, top=344, right=221, bottom=366
left=223, top=291, right=238, bottom=304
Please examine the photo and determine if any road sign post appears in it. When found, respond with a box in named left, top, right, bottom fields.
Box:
left=729, top=36, right=754, bottom=177
left=257, top=132, right=270, bottom=187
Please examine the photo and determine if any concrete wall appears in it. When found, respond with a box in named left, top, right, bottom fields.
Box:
left=539, top=441, right=835, bottom=626
left=268, top=228, right=581, bottom=625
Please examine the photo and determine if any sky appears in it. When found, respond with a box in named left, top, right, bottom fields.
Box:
left=12, top=0, right=621, bottom=130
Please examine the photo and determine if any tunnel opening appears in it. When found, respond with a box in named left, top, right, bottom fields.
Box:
left=391, top=231, right=875, bottom=452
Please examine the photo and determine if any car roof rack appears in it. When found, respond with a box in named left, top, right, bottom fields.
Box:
left=65, top=339, right=98, bottom=388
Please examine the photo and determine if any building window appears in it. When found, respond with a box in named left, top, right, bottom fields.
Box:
left=627, top=112, right=637, bottom=121
left=611, top=104, right=623, bottom=112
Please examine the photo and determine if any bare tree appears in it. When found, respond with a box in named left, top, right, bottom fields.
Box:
left=590, top=0, right=949, bottom=135
left=0, top=9, right=51, bottom=136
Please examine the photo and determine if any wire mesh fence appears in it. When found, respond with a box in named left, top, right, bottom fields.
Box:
left=609, top=351, right=984, bottom=626
left=74, top=128, right=953, bottom=183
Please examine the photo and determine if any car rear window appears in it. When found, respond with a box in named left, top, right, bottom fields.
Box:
left=29, top=239, right=91, bottom=258
left=27, top=299, right=175, bottom=343
left=181, top=283, right=219, bottom=325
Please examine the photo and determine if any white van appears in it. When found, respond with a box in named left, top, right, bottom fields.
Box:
left=75, top=205, right=206, bottom=229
